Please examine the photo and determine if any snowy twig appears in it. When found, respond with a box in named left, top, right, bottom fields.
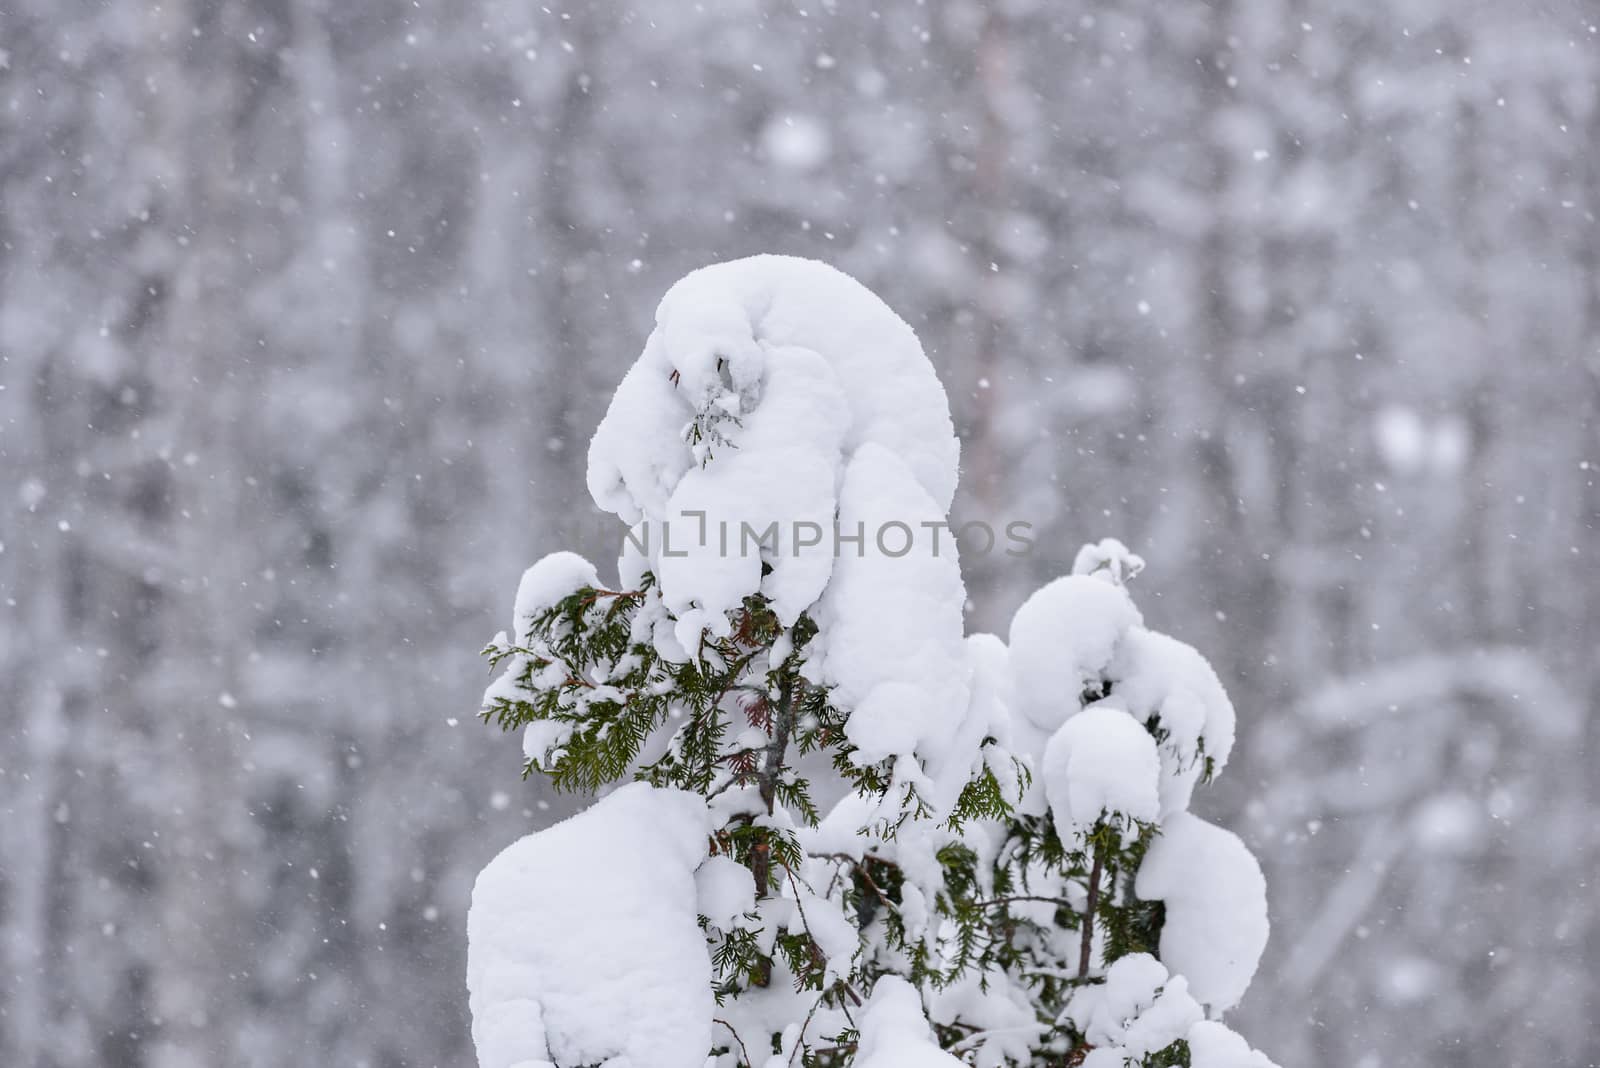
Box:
left=818, top=852, right=899, bottom=914
left=789, top=989, right=832, bottom=1067
left=714, top=1017, right=753, bottom=1066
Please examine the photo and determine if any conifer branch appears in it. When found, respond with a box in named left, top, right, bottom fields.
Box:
left=973, top=894, right=1076, bottom=910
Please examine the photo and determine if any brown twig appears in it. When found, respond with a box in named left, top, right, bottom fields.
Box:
left=714, top=1018, right=752, bottom=1066
left=1078, top=841, right=1105, bottom=979
left=818, top=852, right=898, bottom=914
left=789, top=991, right=829, bottom=1067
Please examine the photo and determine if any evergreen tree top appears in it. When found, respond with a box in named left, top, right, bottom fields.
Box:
left=468, top=256, right=1279, bottom=1068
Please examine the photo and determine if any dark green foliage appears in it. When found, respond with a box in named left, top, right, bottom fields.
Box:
left=947, top=753, right=1027, bottom=832
left=1141, top=1038, right=1191, bottom=1068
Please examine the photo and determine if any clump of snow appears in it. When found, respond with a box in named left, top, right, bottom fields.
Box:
left=918, top=632, right=1023, bottom=816
left=1071, top=537, right=1145, bottom=585
left=1042, top=704, right=1161, bottom=840
left=1081, top=1049, right=1126, bottom=1068
left=1187, top=1020, right=1282, bottom=1068
left=512, top=551, right=598, bottom=642
left=586, top=255, right=959, bottom=648
left=1007, top=575, right=1143, bottom=735
left=854, top=976, right=966, bottom=1068
left=808, top=444, right=969, bottom=778
left=696, top=854, right=756, bottom=928
left=791, top=884, right=859, bottom=985
left=1108, top=628, right=1237, bottom=817
left=655, top=344, right=849, bottom=648
left=520, top=719, right=569, bottom=767
left=657, top=255, right=960, bottom=509
left=795, top=788, right=882, bottom=862
left=926, top=968, right=1040, bottom=1067
left=467, top=783, right=713, bottom=1068
left=1133, top=811, right=1268, bottom=1014
left=1066, top=953, right=1203, bottom=1062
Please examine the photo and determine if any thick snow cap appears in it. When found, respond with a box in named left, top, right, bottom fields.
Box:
left=586, top=254, right=960, bottom=639
left=466, top=783, right=713, bottom=1068
left=1042, top=703, right=1162, bottom=840
left=1008, top=574, right=1143, bottom=735
left=855, top=976, right=967, bottom=1068
left=512, top=551, right=599, bottom=643
left=1134, top=811, right=1269, bottom=1014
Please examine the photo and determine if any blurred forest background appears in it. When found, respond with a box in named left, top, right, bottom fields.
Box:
left=2, top=0, right=1597, bottom=1065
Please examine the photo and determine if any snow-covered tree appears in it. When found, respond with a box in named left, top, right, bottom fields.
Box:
left=470, top=255, right=1275, bottom=1068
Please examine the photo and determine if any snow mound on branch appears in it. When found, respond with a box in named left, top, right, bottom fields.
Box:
left=1042, top=704, right=1161, bottom=840
left=1134, top=811, right=1268, bottom=1014
left=854, top=976, right=966, bottom=1068
left=1066, top=953, right=1203, bottom=1062
left=1187, top=1020, right=1282, bottom=1068
left=512, top=551, right=598, bottom=643
left=1109, top=628, right=1237, bottom=816
left=810, top=444, right=969, bottom=774
left=586, top=254, right=959, bottom=647
left=589, top=254, right=958, bottom=520
left=1008, top=575, right=1143, bottom=734
left=696, top=854, right=756, bottom=928
left=917, top=632, right=1023, bottom=816
left=1072, top=537, right=1145, bottom=585
left=926, top=967, right=1039, bottom=1067
left=655, top=344, right=848, bottom=646
left=466, top=783, right=713, bottom=1068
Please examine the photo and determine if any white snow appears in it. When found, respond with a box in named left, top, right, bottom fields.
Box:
left=586, top=255, right=960, bottom=652
left=919, top=632, right=1023, bottom=816
left=854, top=976, right=966, bottom=1068
left=1041, top=704, right=1161, bottom=840
left=1107, top=627, right=1237, bottom=817
left=810, top=443, right=969, bottom=778
left=466, top=783, right=713, bottom=1068
left=1071, top=537, right=1145, bottom=585
left=1081, top=1049, right=1126, bottom=1068
left=1186, top=1020, right=1281, bottom=1068
left=1134, top=811, right=1269, bottom=1014
left=512, top=551, right=599, bottom=642
left=696, top=854, right=756, bottom=927
left=1066, top=953, right=1203, bottom=1062
left=656, top=343, right=849, bottom=648
left=653, top=255, right=960, bottom=509
left=1007, top=574, right=1142, bottom=735
left=790, top=884, right=858, bottom=983
left=925, top=968, right=1040, bottom=1067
